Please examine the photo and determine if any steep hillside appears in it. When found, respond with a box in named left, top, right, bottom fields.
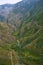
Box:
left=0, top=0, right=43, bottom=65
left=0, top=0, right=42, bottom=28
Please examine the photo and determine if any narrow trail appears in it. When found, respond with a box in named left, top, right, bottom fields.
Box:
left=9, top=44, right=14, bottom=65
left=9, top=49, right=14, bottom=65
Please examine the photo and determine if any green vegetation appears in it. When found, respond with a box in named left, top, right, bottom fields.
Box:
left=0, top=0, right=43, bottom=65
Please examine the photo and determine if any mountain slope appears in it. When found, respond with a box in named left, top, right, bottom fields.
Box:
left=0, top=0, right=43, bottom=65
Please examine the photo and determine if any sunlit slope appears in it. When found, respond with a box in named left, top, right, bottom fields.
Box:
left=0, top=23, right=21, bottom=65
